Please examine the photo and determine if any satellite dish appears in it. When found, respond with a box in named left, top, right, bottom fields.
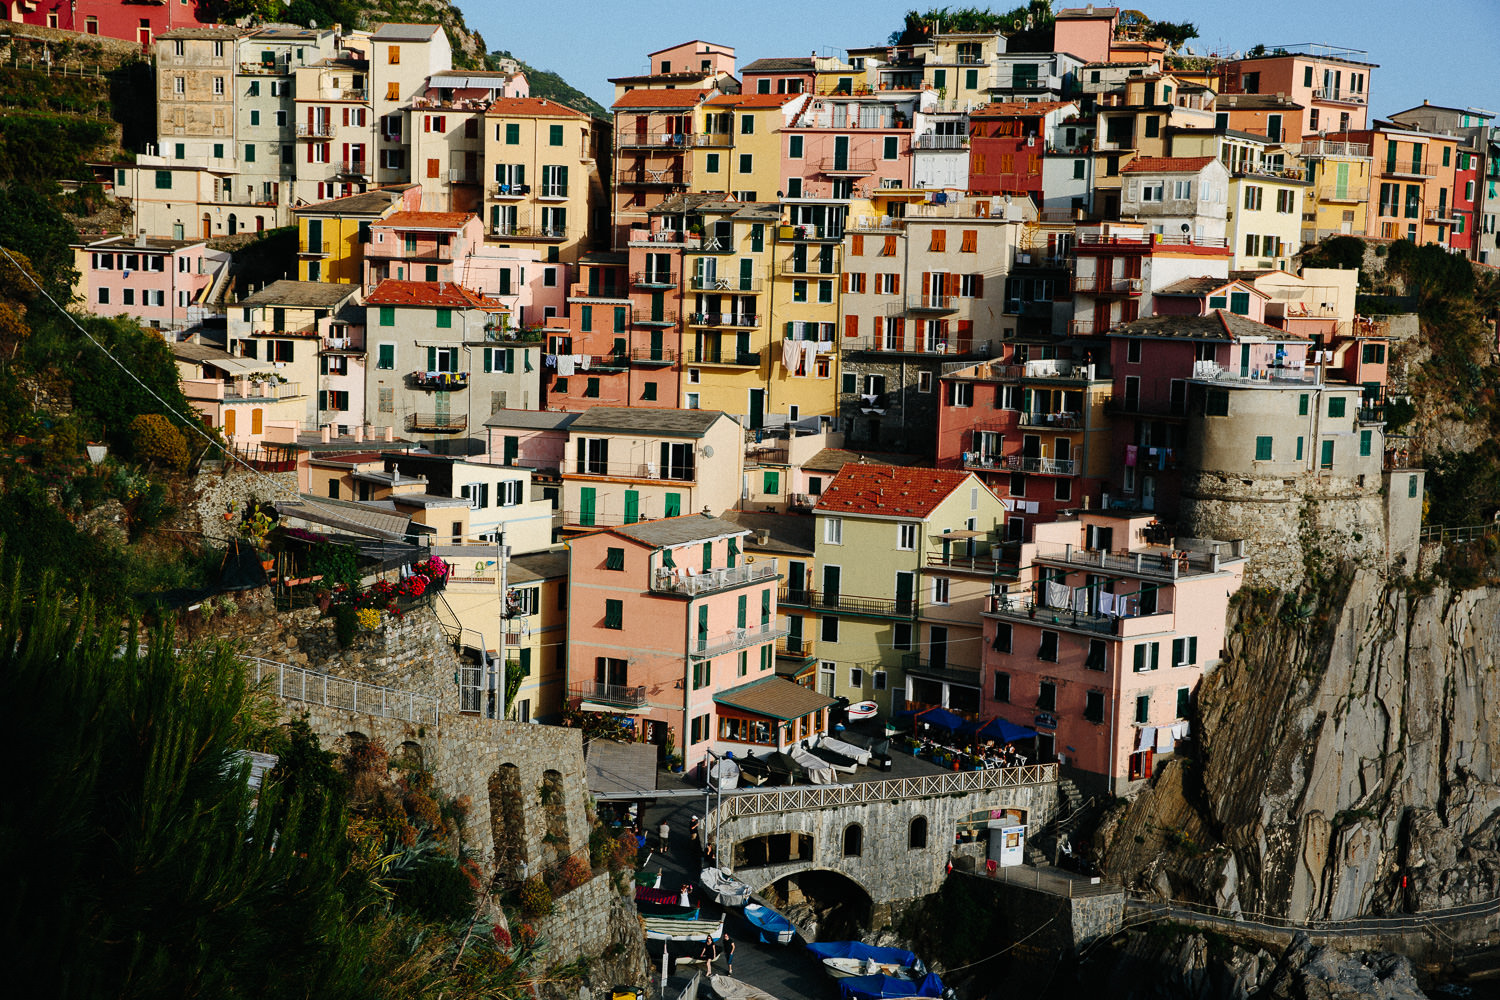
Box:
left=702, top=445, right=715, bottom=458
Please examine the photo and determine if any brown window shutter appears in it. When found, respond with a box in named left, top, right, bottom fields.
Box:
left=845, top=314, right=858, bottom=337
left=892, top=273, right=900, bottom=295
left=922, top=272, right=931, bottom=297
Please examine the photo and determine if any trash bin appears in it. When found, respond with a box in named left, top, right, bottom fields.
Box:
left=878, top=754, right=894, bottom=772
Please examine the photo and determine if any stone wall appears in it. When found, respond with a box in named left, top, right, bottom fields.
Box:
left=839, top=356, right=943, bottom=455
left=533, top=872, right=649, bottom=985
left=189, top=467, right=299, bottom=543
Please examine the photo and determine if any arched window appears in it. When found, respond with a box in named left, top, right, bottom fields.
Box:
left=909, top=816, right=928, bottom=850
left=843, top=822, right=863, bottom=857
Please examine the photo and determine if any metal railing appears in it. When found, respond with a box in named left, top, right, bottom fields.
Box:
left=1010, top=455, right=1075, bottom=475
left=776, top=636, right=816, bottom=658
left=1286, top=140, right=1370, bottom=158
left=632, top=270, right=678, bottom=287
left=570, top=461, right=695, bottom=482
left=1071, top=275, right=1143, bottom=294
left=569, top=679, right=647, bottom=707
left=629, top=347, right=677, bottom=364
left=490, top=224, right=568, bottom=240
left=1036, top=541, right=1242, bottom=578
left=1419, top=523, right=1500, bottom=547
left=690, top=274, right=762, bottom=292
left=301, top=240, right=329, bottom=255
left=491, top=183, right=531, bottom=197
left=779, top=224, right=844, bottom=242
left=816, top=154, right=878, bottom=174
left=407, top=371, right=469, bottom=389
left=247, top=656, right=439, bottom=725
left=618, top=131, right=695, bottom=149
left=296, top=122, right=335, bottom=138
left=688, top=348, right=761, bottom=366
left=898, top=655, right=981, bottom=686
left=338, top=160, right=368, bottom=176
left=906, top=294, right=956, bottom=312
left=688, top=313, right=761, bottom=329
left=914, top=134, right=968, bottom=149
left=407, top=413, right=469, bottom=432
left=653, top=561, right=780, bottom=597
left=1311, top=87, right=1366, bottom=104
left=777, top=587, right=914, bottom=618
left=1019, top=411, right=1084, bottom=429
left=692, top=623, right=790, bottom=660
left=716, top=763, right=1057, bottom=819
left=633, top=310, right=680, bottom=327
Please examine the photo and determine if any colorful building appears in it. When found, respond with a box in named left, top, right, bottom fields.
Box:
left=611, top=88, right=719, bottom=245
left=293, top=185, right=424, bottom=283
left=363, top=211, right=484, bottom=290
left=73, top=235, right=230, bottom=333
left=1220, top=47, right=1376, bottom=139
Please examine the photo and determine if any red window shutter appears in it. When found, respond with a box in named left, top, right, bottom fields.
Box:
left=842, top=272, right=849, bottom=293
left=307, top=142, right=314, bottom=163
left=973, top=273, right=984, bottom=297
left=894, top=317, right=905, bottom=351
left=958, top=320, right=973, bottom=348
left=424, top=116, right=430, bottom=133
left=892, top=273, right=900, bottom=295
left=341, top=143, right=349, bottom=165
left=845, top=315, right=858, bottom=338
left=342, top=107, right=350, bottom=127
left=852, top=234, right=864, bottom=256
left=307, top=107, right=313, bottom=127
left=922, top=272, right=931, bottom=297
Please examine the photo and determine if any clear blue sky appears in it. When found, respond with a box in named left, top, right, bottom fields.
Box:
left=466, top=0, right=1500, bottom=122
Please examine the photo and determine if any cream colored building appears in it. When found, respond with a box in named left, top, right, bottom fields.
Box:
left=370, top=23, right=454, bottom=186
left=156, top=26, right=246, bottom=169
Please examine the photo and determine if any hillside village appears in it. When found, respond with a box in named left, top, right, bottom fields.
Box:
left=6, top=1, right=1500, bottom=998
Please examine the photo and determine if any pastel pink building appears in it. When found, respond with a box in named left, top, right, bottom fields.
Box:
left=363, top=211, right=485, bottom=290
left=76, top=235, right=229, bottom=332
left=4, top=0, right=212, bottom=47
left=781, top=93, right=917, bottom=223
left=981, top=512, right=1245, bottom=793
left=567, top=514, right=833, bottom=770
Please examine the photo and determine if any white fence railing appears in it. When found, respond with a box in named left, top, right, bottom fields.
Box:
left=246, top=656, right=440, bottom=725
left=716, top=762, right=1056, bottom=820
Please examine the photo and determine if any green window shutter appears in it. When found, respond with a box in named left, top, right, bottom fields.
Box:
left=504, top=436, right=519, bottom=463
left=762, top=589, right=770, bottom=626
left=1172, top=637, right=1183, bottom=664
left=520, top=648, right=532, bottom=676
left=1229, top=291, right=1250, bottom=315
left=750, top=224, right=764, bottom=251
left=1208, top=295, right=1227, bottom=310
left=842, top=373, right=856, bottom=393
left=482, top=349, right=492, bottom=373
left=763, top=470, right=779, bottom=494
left=245, top=144, right=255, bottom=162
left=702, top=542, right=712, bottom=572
left=155, top=170, right=172, bottom=189
left=1360, top=430, right=1372, bottom=457
left=1188, top=637, right=1197, bottom=664
left=1255, top=436, right=1272, bottom=460
left=738, top=650, right=748, bottom=676
left=788, top=136, right=803, bottom=159
left=379, top=306, right=395, bottom=326
left=1298, top=393, right=1308, bottom=415
left=549, top=124, right=563, bottom=146
left=581, top=305, right=592, bottom=331
left=642, top=382, right=657, bottom=401
left=1296, top=436, right=1304, bottom=461
left=1328, top=396, right=1346, bottom=418
left=498, top=269, right=511, bottom=294
left=1150, top=643, right=1160, bottom=670
left=1206, top=390, right=1229, bottom=416
left=605, top=547, right=624, bottom=570
left=1176, top=687, right=1190, bottom=718
left=665, top=493, right=681, bottom=517
left=1321, top=440, right=1334, bottom=469
left=1133, top=645, right=1146, bottom=672
left=318, top=390, right=327, bottom=410
left=884, top=136, right=898, bottom=160
left=1409, top=475, right=1419, bottom=498
left=378, top=343, right=395, bottom=368
left=614, top=306, right=626, bottom=332
left=737, top=595, right=747, bottom=628
left=504, top=348, right=515, bottom=373
left=506, top=122, right=520, bottom=144
left=436, top=308, right=452, bottom=328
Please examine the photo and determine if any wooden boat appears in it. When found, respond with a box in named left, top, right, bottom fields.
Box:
left=643, top=915, right=724, bottom=943
left=803, top=741, right=858, bottom=773
left=824, top=958, right=918, bottom=980
left=636, top=885, right=697, bottom=917
left=709, top=975, right=779, bottom=1000
left=846, top=700, right=879, bottom=720
left=743, top=902, right=797, bottom=945
left=700, top=866, right=752, bottom=907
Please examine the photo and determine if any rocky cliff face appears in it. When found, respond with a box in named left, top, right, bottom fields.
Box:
left=1101, top=563, right=1500, bottom=922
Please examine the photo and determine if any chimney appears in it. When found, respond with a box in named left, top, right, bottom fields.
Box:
left=384, top=426, right=395, bottom=442
left=135, top=229, right=147, bottom=249
left=392, top=465, right=400, bottom=484
left=320, top=425, right=331, bottom=443
left=354, top=424, right=365, bottom=442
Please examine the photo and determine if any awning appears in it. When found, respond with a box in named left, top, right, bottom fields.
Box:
left=932, top=529, right=985, bottom=540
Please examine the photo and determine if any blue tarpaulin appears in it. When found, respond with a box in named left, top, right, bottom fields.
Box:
left=806, top=941, right=922, bottom=968
left=915, top=706, right=964, bottom=731
left=838, top=972, right=945, bottom=1000
left=961, top=717, right=1038, bottom=743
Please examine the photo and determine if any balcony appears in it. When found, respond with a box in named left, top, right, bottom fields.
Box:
left=777, top=586, right=915, bottom=618
left=816, top=154, right=878, bottom=175
left=490, top=224, right=568, bottom=241
left=1311, top=87, right=1366, bottom=105
left=688, top=312, right=761, bottom=329
left=1068, top=319, right=1096, bottom=335
left=239, top=59, right=290, bottom=75
left=776, top=635, right=816, bottom=660
left=300, top=240, right=329, bottom=256
left=537, top=184, right=569, bottom=200
left=914, top=134, right=969, bottom=150
left=406, top=413, right=469, bottom=432
left=1071, top=275, right=1142, bottom=295
left=335, top=160, right=368, bottom=177
left=569, top=460, right=696, bottom=483
left=843, top=336, right=975, bottom=357
left=618, top=131, right=693, bottom=150
left=984, top=593, right=1124, bottom=636
left=1314, top=184, right=1368, bottom=204
left=691, top=622, right=791, bottom=660
left=778, top=224, right=844, bottom=243
left=620, top=169, right=685, bottom=187
left=690, top=274, right=762, bottom=292
left=1013, top=250, right=1071, bottom=269
left=1381, top=161, right=1435, bottom=180
left=632, top=270, right=678, bottom=288
left=406, top=371, right=469, bottom=390
left=1034, top=543, right=1237, bottom=583
left=652, top=561, right=781, bottom=598
left=898, top=656, right=981, bottom=688
left=1191, top=360, right=1316, bottom=386
left=569, top=680, right=648, bottom=710
left=1018, top=410, right=1084, bottom=430
left=629, top=347, right=677, bottom=366
left=905, top=294, right=958, bottom=313
left=491, top=183, right=531, bottom=198
left=296, top=123, right=335, bottom=138
left=1427, top=208, right=1462, bottom=224
left=191, top=378, right=303, bottom=403
left=780, top=259, right=841, bottom=277
left=322, top=334, right=360, bottom=352
left=633, top=310, right=679, bottom=328
left=445, top=168, right=479, bottom=184
left=1287, top=140, right=1371, bottom=158
left=688, top=348, right=762, bottom=367
left=927, top=550, right=1018, bottom=577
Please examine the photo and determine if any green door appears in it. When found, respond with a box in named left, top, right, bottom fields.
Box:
left=788, top=614, right=804, bottom=654
left=1239, top=344, right=1251, bottom=377
left=1320, top=440, right=1334, bottom=469
left=624, top=489, right=640, bottom=524
left=895, top=572, right=914, bottom=614
left=788, top=560, right=806, bottom=600
left=579, top=486, right=596, bottom=526
left=650, top=329, right=664, bottom=361
left=823, top=565, right=841, bottom=607
left=736, top=331, right=751, bottom=361
left=306, top=218, right=322, bottom=254
left=503, top=435, right=519, bottom=466
left=434, top=391, right=450, bottom=426
left=748, top=388, right=764, bottom=430
left=665, top=492, right=681, bottom=517
left=1335, top=161, right=1350, bottom=200
left=739, top=257, right=754, bottom=291
left=834, top=135, right=849, bottom=171
left=651, top=291, right=664, bottom=322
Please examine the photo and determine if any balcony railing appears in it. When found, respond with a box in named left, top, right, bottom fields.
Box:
left=446, top=168, right=477, bottom=184
left=1071, top=275, right=1143, bottom=295
left=692, top=622, right=790, bottom=660
left=1381, top=161, right=1434, bottom=179
left=569, top=461, right=695, bottom=483
left=780, top=259, right=841, bottom=276
left=632, top=270, right=678, bottom=287
left=1192, top=360, right=1316, bottom=385
left=688, top=349, right=761, bottom=367
left=620, top=170, right=685, bottom=187
left=569, top=680, right=647, bottom=708
left=1314, top=185, right=1369, bottom=204
left=914, top=134, right=969, bottom=150
left=690, top=274, right=762, bottom=292
left=239, top=59, right=290, bottom=75
left=688, top=313, right=761, bottom=329
left=407, top=413, right=469, bottom=432
left=687, top=133, right=734, bottom=148
left=1018, top=411, right=1084, bottom=430
left=538, top=185, right=568, bottom=199
left=779, top=224, right=844, bottom=242
left=1311, top=87, right=1366, bottom=105
left=1010, top=455, right=1075, bottom=475
left=490, top=224, right=568, bottom=240
left=653, top=561, right=781, bottom=598
left=777, top=586, right=914, bottom=618
left=926, top=551, right=1017, bottom=576
left=407, top=371, right=469, bottom=390
left=1286, top=140, right=1371, bottom=158
left=817, top=154, right=878, bottom=174
left=491, top=183, right=531, bottom=198
left=843, top=336, right=974, bottom=357
left=618, top=131, right=694, bottom=149
left=633, top=310, right=679, bottom=327
left=776, top=636, right=816, bottom=659
left=301, top=240, right=329, bottom=256
left=898, top=656, right=981, bottom=687
left=1036, top=541, right=1243, bottom=580
left=296, top=123, right=335, bottom=138
left=629, top=347, right=676, bottom=366
left=906, top=294, right=957, bottom=313
left=1068, top=319, right=1096, bottom=335
left=338, top=160, right=368, bottom=177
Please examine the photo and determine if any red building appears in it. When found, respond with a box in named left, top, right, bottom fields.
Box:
left=1454, top=143, right=1481, bottom=254
left=543, top=251, right=637, bottom=410
left=6, top=0, right=213, bottom=47
left=967, top=101, right=1077, bottom=202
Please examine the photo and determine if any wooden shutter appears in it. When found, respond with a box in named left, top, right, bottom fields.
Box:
left=892, top=273, right=900, bottom=295
left=844, top=314, right=858, bottom=338
left=842, top=272, right=849, bottom=292
left=972, top=273, right=984, bottom=297
left=893, top=317, right=905, bottom=351
left=922, top=272, right=930, bottom=297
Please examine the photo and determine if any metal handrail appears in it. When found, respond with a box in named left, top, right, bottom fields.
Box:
left=716, top=763, right=1057, bottom=819
left=246, top=656, right=440, bottom=724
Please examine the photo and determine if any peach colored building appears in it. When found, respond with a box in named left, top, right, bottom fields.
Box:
left=1052, top=6, right=1119, bottom=66
left=363, top=211, right=484, bottom=290
left=612, top=88, right=719, bottom=245
left=981, top=512, right=1246, bottom=793
left=74, top=235, right=229, bottom=333
left=567, top=514, right=830, bottom=771
left=1220, top=48, right=1376, bottom=139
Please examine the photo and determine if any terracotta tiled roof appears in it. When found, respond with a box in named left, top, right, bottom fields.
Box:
left=1122, top=156, right=1216, bottom=173
left=485, top=97, right=591, bottom=119
left=365, top=280, right=502, bottom=310
left=971, top=101, right=1076, bottom=117
left=815, top=465, right=978, bottom=519
left=612, top=88, right=712, bottom=110
left=1108, top=310, right=1309, bottom=341
left=703, top=92, right=801, bottom=108
left=377, top=211, right=474, bottom=230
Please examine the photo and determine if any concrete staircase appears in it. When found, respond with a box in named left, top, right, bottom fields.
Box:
left=1026, top=778, right=1092, bottom=866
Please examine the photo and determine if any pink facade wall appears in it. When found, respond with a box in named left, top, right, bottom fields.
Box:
left=485, top=424, right=568, bottom=472
left=6, top=0, right=212, bottom=46
left=649, top=41, right=735, bottom=76
left=84, top=242, right=219, bottom=329
left=1052, top=17, right=1115, bottom=65
left=364, top=216, right=484, bottom=290
left=784, top=129, right=912, bottom=198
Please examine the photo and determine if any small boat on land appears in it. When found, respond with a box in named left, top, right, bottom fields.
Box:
left=709, top=975, right=779, bottom=1000
left=816, top=735, right=873, bottom=766
left=808, top=942, right=927, bottom=980
left=846, top=701, right=879, bottom=720
left=743, top=902, right=797, bottom=944
left=824, top=958, right=919, bottom=980
left=838, top=972, right=945, bottom=1000
left=643, top=915, right=724, bottom=943
left=636, top=885, right=697, bottom=917
left=700, top=867, right=752, bottom=907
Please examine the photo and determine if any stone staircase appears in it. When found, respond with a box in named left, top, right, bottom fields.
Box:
left=1025, top=778, right=1091, bottom=866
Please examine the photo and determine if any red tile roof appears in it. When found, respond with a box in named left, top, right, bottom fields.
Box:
left=612, top=88, right=712, bottom=110
left=486, top=97, right=591, bottom=119
left=366, top=280, right=504, bottom=310
left=815, top=465, right=980, bottom=519
left=703, top=92, right=801, bottom=108
left=1121, top=156, right=1216, bottom=173
left=971, top=100, right=1076, bottom=117
left=378, top=211, right=475, bottom=230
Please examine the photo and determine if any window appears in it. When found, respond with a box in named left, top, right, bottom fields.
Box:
left=378, top=388, right=394, bottom=413
left=884, top=136, right=898, bottom=160
left=1244, top=185, right=1263, bottom=211
left=739, top=153, right=752, bottom=173
left=1037, top=681, right=1057, bottom=711
left=388, top=45, right=400, bottom=64
left=843, top=823, right=863, bottom=857
left=818, top=280, right=834, bottom=303
left=932, top=578, right=950, bottom=604
left=1360, top=429, right=1372, bottom=457
left=213, top=77, right=225, bottom=96
left=897, top=523, right=917, bottom=550
left=1205, top=390, right=1229, bottom=416
left=918, top=371, right=933, bottom=393
left=824, top=517, right=843, bottom=544
left=951, top=382, right=973, bottom=407
left=908, top=816, right=928, bottom=850
left=1135, top=694, right=1151, bottom=725
left=993, top=671, right=1011, bottom=702
left=1039, top=630, right=1058, bottom=662
left=154, top=170, right=172, bottom=190
left=690, top=713, right=710, bottom=745
left=1132, top=642, right=1160, bottom=672
left=1255, top=436, right=1273, bottom=461
left=376, top=343, right=395, bottom=369
left=930, top=229, right=946, bottom=252
left=821, top=616, right=838, bottom=642
left=692, top=660, right=712, bottom=690
left=705, top=152, right=720, bottom=173
left=1172, top=636, right=1198, bottom=666
left=1086, top=638, right=1106, bottom=671
left=1298, top=393, right=1309, bottom=416
left=849, top=666, right=863, bottom=688
left=1409, top=475, right=1420, bottom=498
left=991, top=622, right=1012, bottom=654
left=1328, top=396, right=1346, bottom=418
left=603, top=599, right=623, bottom=629
left=1245, top=234, right=1262, bottom=258
left=605, top=547, right=625, bottom=571
left=895, top=623, right=914, bottom=650
left=173, top=76, right=185, bottom=95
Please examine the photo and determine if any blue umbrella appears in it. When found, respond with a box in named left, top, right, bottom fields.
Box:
left=915, top=706, right=964, bottom=732
left=971, top=717, right=1037, bottom=743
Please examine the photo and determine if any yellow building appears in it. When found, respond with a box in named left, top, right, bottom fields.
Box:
left=924, top=30, right=1006, bottom=110
left=293, top=184, right=421, bottom=283
left=1294, top=139, right=1373, bottom=243
left=790, top=465, right=1007, bottom=717
left=482, top=97, right=611, bottom=264
left=1171, top=130, right=1310, bottom=269
left=765, top=220, right=841, bottom=422
left=691, top=92, right=805, bottom=202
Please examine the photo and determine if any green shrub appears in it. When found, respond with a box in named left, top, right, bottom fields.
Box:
left=332, top=603, right=358, bottom=649
left=393, top=855, right=476, bottom=922
left=519, top=874, right=553, bottom=918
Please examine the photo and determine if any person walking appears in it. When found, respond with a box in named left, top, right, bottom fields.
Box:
left=698, top=934, right=719, bottom=972
left=724, top=935, right=735, bottom=975
left=659, top=819, right=670, bottom=851
left=690, top=814, right=701, bottom=847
